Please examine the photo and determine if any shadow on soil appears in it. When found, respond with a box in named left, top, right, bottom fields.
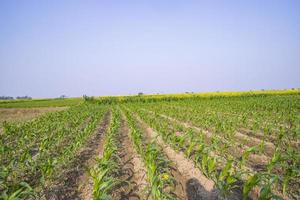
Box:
left=185, top=178, right=243, bottom=200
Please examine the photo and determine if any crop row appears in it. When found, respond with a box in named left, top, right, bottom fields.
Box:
left=89, top=107, right=122, bottom=199
left=125, top=95, right=299, bottom=199
left=123, top=108, right=177, bottom=200
left=0, top=104, right=109, bottom=199
left=139, top=95, right=299, bottom=140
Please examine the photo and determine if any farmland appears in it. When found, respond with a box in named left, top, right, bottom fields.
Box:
left=0, top=90, right=299, bottom=200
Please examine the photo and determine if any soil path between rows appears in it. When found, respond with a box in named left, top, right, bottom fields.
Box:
left=113, top=113, right=149, bottom=200
left=41, top=110, right=111, bottom=200
left=133, top=113, right=222, bottom=200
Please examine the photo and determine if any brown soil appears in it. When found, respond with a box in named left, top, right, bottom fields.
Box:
left=0, top=107, right=67, bottom=124
left=112, top=114, right=149, bottom=200
left=41, top=110, right=111, bottom=200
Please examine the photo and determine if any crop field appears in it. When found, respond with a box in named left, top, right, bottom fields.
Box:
left=0, top=98, right=82, bottom=108
left=0, top=90, right=299, bottom=200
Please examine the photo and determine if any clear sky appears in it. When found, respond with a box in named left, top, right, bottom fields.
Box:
left=0, top=0, right=299, bottom=98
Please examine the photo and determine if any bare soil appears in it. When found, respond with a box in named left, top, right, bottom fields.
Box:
left=112, top=114, right=148, bottom=200
left=41, top=110, right=111, bottom=200
left=0, top=107, right=67, bottom=124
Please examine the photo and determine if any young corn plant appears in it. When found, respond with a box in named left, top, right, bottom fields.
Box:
left=242, top=173, right=261, bottom=200
left=144, top=143, right=176, bottom=200
left=215, top=160, right=239, bottom=199
left=0, top=182, right=36, bottom=200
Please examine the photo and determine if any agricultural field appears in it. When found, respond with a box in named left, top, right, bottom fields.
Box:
left=0, top=90, right=299, bottom=200
left=0, top=98, right=82, bottom=108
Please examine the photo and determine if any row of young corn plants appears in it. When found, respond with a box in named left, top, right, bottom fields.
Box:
left=159, top=104, right=290, bottom=141
left=164, top=104, right=298, bottom=149
left=133, top=97, right=300, bottom=190
left=140, top=108, right=270, bottom=167
left=88, top=107, right=122, bottom=200
left=0, top=104, right=109, bottom=199
left=135, top=99, right=300, bottom=199
left=122, top=107, right=177, bottom=200
left=138, top=95, right=299, bottom=144
left=128, top=106, right=245, bottom=199
left=128, top=105, right=293, bottom=200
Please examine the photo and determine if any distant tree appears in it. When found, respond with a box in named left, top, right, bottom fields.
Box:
left=0, top=96, right=14, bottom=100
left=83, top=95, right=94, bottom=102
left=83, top=95, right=88, bottom=101
left=138, top=92, right=144, bottom=96
left=60, top=95, right=67, bottom=99
left=16, top=96, right=31, bottom=100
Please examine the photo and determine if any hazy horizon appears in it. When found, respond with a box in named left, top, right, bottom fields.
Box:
left=1, top=1, right=300, bottom=98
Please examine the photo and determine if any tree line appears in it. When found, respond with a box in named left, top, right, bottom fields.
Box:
left=0, top=96, right=32, bottom=100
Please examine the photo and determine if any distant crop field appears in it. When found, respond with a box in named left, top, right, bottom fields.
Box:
left=0, top=97, right=82, bottom=108
left=1, top=90, right=299, bottom=200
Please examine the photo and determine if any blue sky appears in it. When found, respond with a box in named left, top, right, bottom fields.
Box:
left=0, top=0, right=299, bottom=98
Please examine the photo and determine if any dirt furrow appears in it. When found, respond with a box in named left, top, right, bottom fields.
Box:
left=42, top=110, right=111, bottom=200
left=112, top=114, right=148, bottom=200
